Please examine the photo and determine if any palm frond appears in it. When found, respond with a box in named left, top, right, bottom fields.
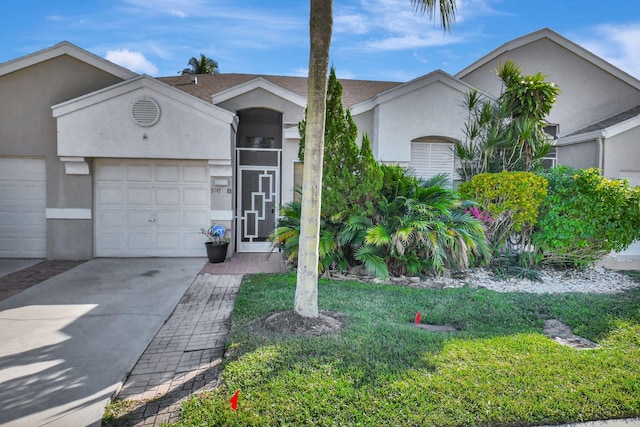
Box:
left=365, top=224, right=392, bottom=246
left=355, top=246, right=389, bottom=279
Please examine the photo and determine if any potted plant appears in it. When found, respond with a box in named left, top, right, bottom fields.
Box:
left=201, top=225, right=230, bottom=263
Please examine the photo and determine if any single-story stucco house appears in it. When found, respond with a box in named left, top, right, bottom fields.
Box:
left=1, top=28, right=639, bottom=260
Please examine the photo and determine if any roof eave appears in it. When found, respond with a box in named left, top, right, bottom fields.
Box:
left=0, top=41, right=137, bottom=80
left=455, top=28, right=640, bottom=92
left=351, top=70, right=488, bottom=115
left=52, top=75, right=235, bottom=123
left=211, top=76, right=307, bottom=107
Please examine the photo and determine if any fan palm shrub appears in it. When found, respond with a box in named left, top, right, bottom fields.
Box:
left=273, top=166, right=491, bottom=279
left=359, top=166, right=491, bottom=277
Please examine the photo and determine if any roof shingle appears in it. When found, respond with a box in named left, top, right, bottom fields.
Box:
left=158, top=73, right=402, bottom=109
left=566, top=105, right=640, bottom=136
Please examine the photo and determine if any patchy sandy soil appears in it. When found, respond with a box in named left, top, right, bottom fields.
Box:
left=262, top=310, right=344, bottom=336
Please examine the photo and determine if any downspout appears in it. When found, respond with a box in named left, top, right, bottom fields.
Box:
left=597, top=136, right=604, bottom=172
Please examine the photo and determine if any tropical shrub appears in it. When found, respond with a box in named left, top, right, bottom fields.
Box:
left=274, top=69, right=490, bottom=278
left=270, top=199, right=368, bottom=275
left=458, top=171, right=548, bottom=249
left=361, top=173, right=491, bottom=277
left=272, top=167, right=491, bottom=278
left=366, top=167, right=491, bottom=277
left=533, top=167, right=640, bottom=266
left=454, top=60, right=560, bottom=181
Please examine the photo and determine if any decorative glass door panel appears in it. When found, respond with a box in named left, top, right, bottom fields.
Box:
left=236, top=148, right=280, bottom=252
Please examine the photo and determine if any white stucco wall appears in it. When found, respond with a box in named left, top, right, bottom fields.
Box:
left=216, top=88, right=305, bottom=207
left=1, top=52, right=131, bottom=259
left=374, top=81, right=467, bottom=163
left=352, top=109, right=375, bottom=154
left=459, top=37, right=640, bottom=136
left=55, top=82, right=234, bottom=161
left=217, top=88, right=304, bottom=125
left=556, top=140, right=598, bottom=170
left=603, top=126, right=640, bottom=181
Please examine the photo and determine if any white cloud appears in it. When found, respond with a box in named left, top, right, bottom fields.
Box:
left=334, top=0, right=465, bottom=52
left=578, top=23, right=640, bottom=79
left=335, top=69, right=358, bottom=80
left=105, top=49, right=159, bottom=75
left=366, top=33, right=461, bottom=50
left=334, top=11, right=369, bottom=34
left=120, top=0, right=203, bottom=15
left=413, top=51, right=429, bottom=64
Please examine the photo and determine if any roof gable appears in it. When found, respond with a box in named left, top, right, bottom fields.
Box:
left=0, top=41, right=137, bottom=80
left=211, top=76, right=308, bottom=107
left=456, top=28, right=640, bottom=92
left=52, top=75, right=234, bottom=123
left=350, top=70, right=481, bottom=115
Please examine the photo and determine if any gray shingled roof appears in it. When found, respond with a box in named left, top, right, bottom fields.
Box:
left=566, top=104, right=640, bottom=136
left=157, top=73, right=402, bottom=109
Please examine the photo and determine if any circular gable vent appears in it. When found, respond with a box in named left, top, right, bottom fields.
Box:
left=131, top=98, right=160, bottom=127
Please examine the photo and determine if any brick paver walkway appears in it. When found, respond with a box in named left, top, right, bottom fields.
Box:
left=105, top=252, right=285, bottom=426
left=105, top=274, right=242, bottom=426
left=0, top=253, right=285, bottom=426
left=0, top=260, right=85, bottom=301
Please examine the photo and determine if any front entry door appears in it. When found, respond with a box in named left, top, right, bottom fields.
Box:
left=236, top=149, right=280, bottom=252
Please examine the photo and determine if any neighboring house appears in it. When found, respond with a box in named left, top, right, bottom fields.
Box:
left=1, top=28, right=639, bottom=260
left=456, top=28, right=640, bottom=186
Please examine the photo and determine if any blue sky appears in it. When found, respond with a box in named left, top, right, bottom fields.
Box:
left=2, top=0, right=639, bottom=82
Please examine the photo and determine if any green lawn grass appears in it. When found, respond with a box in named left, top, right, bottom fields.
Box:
left=172, top=273, right=640, bottom=427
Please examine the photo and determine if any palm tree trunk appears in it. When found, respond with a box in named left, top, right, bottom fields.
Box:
left=295, top=0, right=332, bottom=318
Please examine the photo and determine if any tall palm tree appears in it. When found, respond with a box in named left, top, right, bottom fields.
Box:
left=295, top=0, right=332, bottom=318
left=181, top=53, right=219, bottom=75
left=295, top=0, right=457, bottom=318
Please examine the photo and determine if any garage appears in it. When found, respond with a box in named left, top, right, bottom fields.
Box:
left=0, top=158, right=47, bottom=258
left=95, top=159, right=210, bottom=257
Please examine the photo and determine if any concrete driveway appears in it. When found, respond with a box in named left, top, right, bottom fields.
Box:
left=0, top=258, right=206, bottom=427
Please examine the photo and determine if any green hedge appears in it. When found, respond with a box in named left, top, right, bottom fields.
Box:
left=533, top=167, right=640, bottom=265
left=458, top=171, right=548, bottom=249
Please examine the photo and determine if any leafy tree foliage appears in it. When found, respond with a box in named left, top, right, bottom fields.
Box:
left=533, top=167, right=640, bottom=266
left=298, top=67, right=383, bottom=219
left=181, top=54, right=219, bottom=75
left=274, top=68, right=489, bottom=278
left=295, top=0, right=457, bottom=317
left=455, top=61, right=560, bottom=181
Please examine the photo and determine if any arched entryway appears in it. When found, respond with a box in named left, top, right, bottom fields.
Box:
left=235, top=108, right=283, bottom=252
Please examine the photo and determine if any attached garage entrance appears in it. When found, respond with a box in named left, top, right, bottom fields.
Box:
left=95, top=159, right=210, bottom=257
left=0, top=158, right=47, bottom=258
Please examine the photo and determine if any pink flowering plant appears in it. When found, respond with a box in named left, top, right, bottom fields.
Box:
left=465, top=206, right=493, bottom=223
left=201, top=225, right=230, bottom=245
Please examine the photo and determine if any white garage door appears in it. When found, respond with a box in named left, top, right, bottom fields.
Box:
left=95, top=159, right=210, bottom=257
left=0, top=158, right=47, bottom=258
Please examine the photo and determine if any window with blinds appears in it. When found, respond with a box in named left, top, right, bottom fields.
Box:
left=409, top=141, right=454, bottom=184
